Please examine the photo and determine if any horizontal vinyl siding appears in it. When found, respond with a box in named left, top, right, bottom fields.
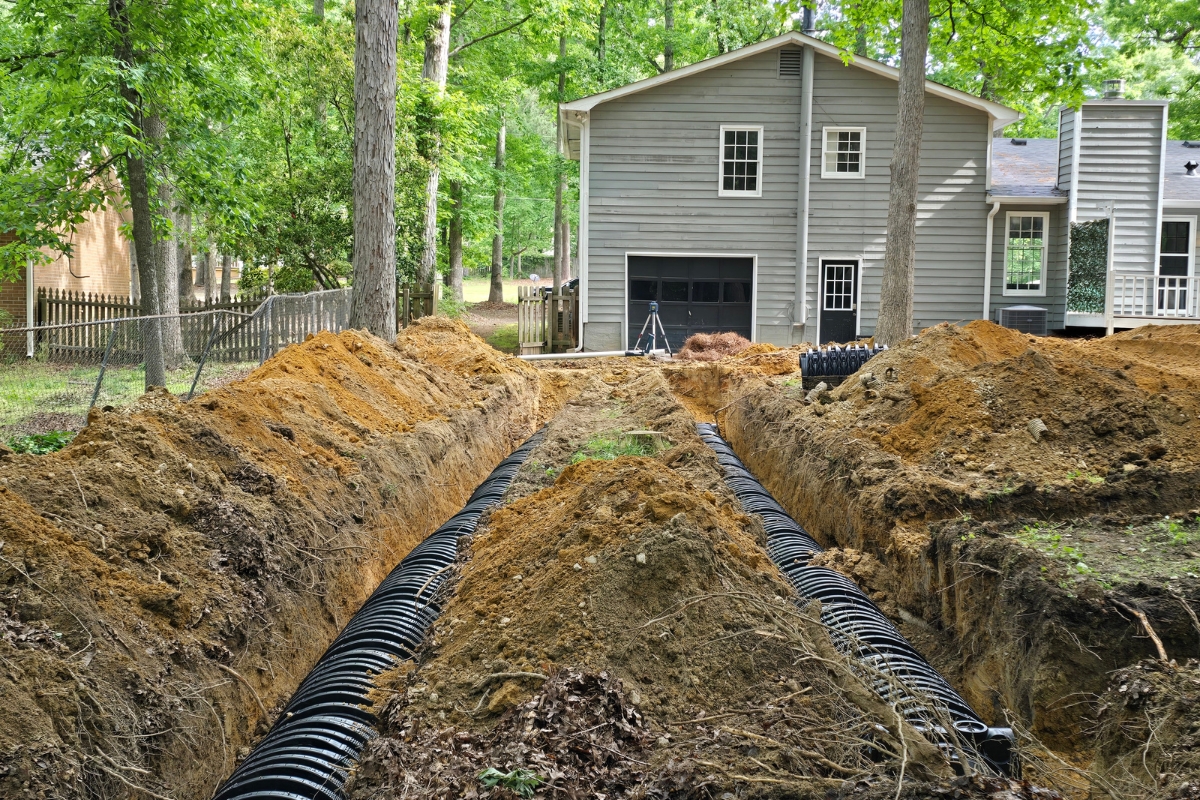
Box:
left=586, top=47, right=803, bottom=350
left=805, top=53, right=990, bottom=337
left=1074, top=104, right=1164, bottom=275
left=1057, top=108, right=1075, bottom=191
left=990, top=205, right=1067, bottom=329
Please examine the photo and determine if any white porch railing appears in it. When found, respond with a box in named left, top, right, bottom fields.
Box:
left=1111, top=273, right=1200, bottom=319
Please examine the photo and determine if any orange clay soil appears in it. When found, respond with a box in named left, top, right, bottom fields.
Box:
left=348, top=370, right=1055, bottom=800
left=0, top=318, right=579, bottom=800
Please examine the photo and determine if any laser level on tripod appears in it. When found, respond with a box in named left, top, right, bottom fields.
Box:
left=632, top=301, right=672, bottom=356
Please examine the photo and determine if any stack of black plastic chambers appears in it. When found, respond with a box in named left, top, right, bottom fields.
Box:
left=695, top=423, right=1016, bottom=777
left=210, top=429, right=547, bottom=800
left=800, top=344, right=888, bottom=379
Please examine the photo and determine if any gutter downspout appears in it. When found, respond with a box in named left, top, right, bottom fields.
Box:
left=25, top=257, right=35, bottom=358
left=982, top=201, right=1000, bottom=322
left=794, top=45, right=814, bottom=337
left=569, top=112, right=589, bottom=352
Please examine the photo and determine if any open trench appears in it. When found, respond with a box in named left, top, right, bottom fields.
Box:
left=7, top=322, right=1199, bottom=800
left=663, top=328, right=1200, bottom=797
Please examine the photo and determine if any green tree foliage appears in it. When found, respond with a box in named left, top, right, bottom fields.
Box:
left=1107, top=0, right=1200, bottom=137
left=0, top=0, right=261, bottom=280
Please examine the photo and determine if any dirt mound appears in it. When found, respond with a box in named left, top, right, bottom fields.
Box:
left=347, top=370, right=1012, bottom=799
left=0, top=320, right=568, bottom=800
left=678, top=331, right=753, bottom=361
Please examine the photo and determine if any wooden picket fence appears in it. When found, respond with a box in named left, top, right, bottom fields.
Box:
left=399, top=283, right=437, bottom=329
left=517, top=285, right=578, bottom=354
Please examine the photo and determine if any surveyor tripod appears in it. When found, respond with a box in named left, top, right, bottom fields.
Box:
left=632, top=301, right=672, bottom=356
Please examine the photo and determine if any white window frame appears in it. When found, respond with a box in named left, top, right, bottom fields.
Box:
left=1160, top=216, right=1197, bottom=277
left=820, top=126, right=866, bottom=180
left=1002, top=211, right=1050, bottom=297
left=717, top=125, right=764, bottom=198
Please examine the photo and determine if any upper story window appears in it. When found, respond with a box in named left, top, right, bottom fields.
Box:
left=719, top=125, right=763, bottom=197
left=1004, top=212, right=1048, bottom=296
left=821, top=127, right=865, bottom=179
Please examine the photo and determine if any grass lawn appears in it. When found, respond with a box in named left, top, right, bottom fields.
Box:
left=486, top=324, right=519, bottom=353
left=0, top=360, right=257, bottom=435
left=462, top=278, right=521, bottom=305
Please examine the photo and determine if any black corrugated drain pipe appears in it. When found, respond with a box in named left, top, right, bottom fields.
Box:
left=696, top=423, right=1016, bottom=777
left=209, top=428, right=547, bottom=800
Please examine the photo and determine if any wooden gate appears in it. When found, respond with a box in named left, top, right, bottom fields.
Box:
left=517, top=285, right=578, bottom=354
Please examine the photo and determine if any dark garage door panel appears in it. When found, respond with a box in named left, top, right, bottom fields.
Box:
left=627, top=256, right=753, bottom=348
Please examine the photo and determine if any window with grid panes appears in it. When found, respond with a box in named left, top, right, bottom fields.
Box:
left=719, top=127, right=762, bottom=196
left=1004, top=213, right=1048, bottom=294
left=822, top=128, right=864, bottom=178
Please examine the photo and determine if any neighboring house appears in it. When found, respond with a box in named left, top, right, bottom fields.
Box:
left=0, top=201, right=134, bottom=329
left=559, top=31, right=1200, bottom=348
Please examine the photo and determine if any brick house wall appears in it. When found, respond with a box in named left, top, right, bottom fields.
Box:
left=0, top=232, right=28, bottom=328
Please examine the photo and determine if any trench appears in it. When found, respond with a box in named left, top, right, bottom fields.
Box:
left=209, top=429, right=546, bottom=799
left=696, top=422, right=1015, bottom=777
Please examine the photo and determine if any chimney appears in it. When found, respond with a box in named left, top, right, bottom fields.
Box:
left=1186, top=160, right=1199, bottom=177
left=1102, top=79, right=1125, bottom=99
left=802, top=5, right=815, bottom=35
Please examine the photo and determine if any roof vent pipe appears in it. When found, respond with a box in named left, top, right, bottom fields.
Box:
left=1187, top=160, right=1199, bottom=177
left=1102, top=79, right=1125, bottom=99
left=801, top=5, right=815, bottom=35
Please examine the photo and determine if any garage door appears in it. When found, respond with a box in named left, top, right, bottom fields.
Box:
left=627, top=256, right=753, bottom=349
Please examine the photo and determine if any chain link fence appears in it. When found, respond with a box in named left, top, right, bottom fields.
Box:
left=1, top=288, right=352, bottom=441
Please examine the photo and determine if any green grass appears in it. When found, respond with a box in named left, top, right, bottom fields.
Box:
left=462, top=278, right=520, bottom=304
left=7, top=430, right=76, bottom=454
left=0, top=360, right=257, bottom=434
left=569, top=432, right=663, bottom=465
left=486, top=324, right=519, bottom=353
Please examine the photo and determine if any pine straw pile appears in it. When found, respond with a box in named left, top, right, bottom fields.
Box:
left=0, top=319, right=573, bottom=800
left=677, top=332, right=753, bottom=361
left=348, top=370, right=1053, bottom=800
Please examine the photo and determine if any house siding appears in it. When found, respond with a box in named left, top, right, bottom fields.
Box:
left=35, top=202, right=133, bottom=297
left=1074, top=103, right=1165, bottom=276
left=1057, top=108, right=1075, bottom=191
left=584, top=46, right=804, bottom=350
left=803, top=52, right=991, bottom=340
left=0, top=233, right=27, bottom=328
left=989, top=205, right=1067, bottom=329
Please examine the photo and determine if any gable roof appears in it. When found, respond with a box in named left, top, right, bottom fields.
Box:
left=560, top=31, right=1020, bottom=138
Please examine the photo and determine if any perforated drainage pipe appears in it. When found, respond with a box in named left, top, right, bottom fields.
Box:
left=210, top=428, right=546, bottom=800
left=696, top=423, right=1017, bottom=777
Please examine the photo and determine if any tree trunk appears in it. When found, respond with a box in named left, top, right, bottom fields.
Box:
left=111, top=0, right=164, bottom=388
left=663, top=0, right=675, bottom=71
left=561, top=218, right=571, bottom=282
left=130, top=246, right=140, bottom=303
left=313, top=0, right=323, bottom=19
left=712, top=0, right=727, bottom=55
left=552, top=34, right=566, bottom=290
left=204, top=238, right=218, bottom=304
left=597, top=1, right=608, bottom=74
left=349, top=0, right=398, bottom=337
left=874, top=0, right=930, bottom=346
left=148, top=131, right=188, bottom=369
left=176, top=210, right=193, bottom=300
left=416, top=0, right=451, bottom=286
left=221, top=254, right=233, bottom=301
left=489, top=121, right=506, bottom=304
left=448, top=180, right=464, bottom=302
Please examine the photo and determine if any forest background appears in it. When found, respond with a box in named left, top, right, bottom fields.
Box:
left=1, top=0, right=1196, bottom=302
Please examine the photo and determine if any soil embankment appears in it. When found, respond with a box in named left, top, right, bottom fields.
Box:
left=677, top=322, right=1200, bottom=796
left=0, top=319, right=574, bottom=800
left=349, top=370, right=1051, bottom=800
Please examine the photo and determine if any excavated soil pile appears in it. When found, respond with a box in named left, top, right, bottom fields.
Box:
left=0, top=318, right=575, bottom=800
left=350, top=371, right=1054, bottom=800
left=690, top=321, right=1200, bottom=796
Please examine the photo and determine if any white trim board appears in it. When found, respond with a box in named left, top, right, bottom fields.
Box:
left=560, top=31, right=1018, bottom=131
left=717, top=124, right=765, bottom=198
left=621, top=251, right=759, bottom=350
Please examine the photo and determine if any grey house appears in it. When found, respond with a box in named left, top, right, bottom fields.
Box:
left=559, top=31, right=1200, bottom=348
